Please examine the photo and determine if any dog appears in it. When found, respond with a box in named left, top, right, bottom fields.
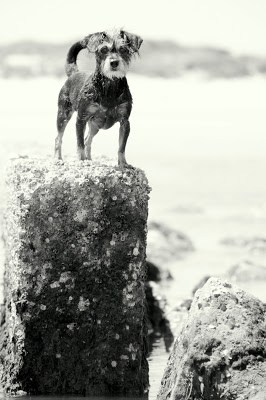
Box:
left=54, top=29, right=143, bottom=166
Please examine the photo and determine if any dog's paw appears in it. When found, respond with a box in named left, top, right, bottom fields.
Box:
left=54, top=159, right=64, bottom=165
left=118, top=162, right=134, bottom=170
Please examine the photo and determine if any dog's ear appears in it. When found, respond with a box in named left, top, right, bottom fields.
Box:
left=80, top=32, right=106, bottom=52
left=121, top=31, right=143, bottom=53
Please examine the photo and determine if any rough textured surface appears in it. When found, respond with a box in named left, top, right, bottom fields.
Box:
left=0, top=157, right=151, bottom=396
left=158, top=277, right=266, bottom=400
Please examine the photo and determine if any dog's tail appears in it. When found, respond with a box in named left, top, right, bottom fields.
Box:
left=65, top=33, right=105, bottom=77
left=65, top=41, right=85, bottom=77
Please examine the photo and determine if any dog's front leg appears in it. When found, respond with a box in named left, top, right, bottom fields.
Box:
left=85, top=122, right=99, bottom=160
left=76, top=116, right=87, bottom=160
left=118, top=120, right=130, bottom=167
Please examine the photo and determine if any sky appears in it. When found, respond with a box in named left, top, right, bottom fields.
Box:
left=1, top=0, right=266, bottom=55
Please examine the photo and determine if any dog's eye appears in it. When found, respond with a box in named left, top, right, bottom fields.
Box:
left=100, top=46, right=109, bottom=54
left=119, top=46, right=129, bottom=55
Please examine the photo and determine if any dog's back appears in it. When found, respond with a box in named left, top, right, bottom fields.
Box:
left=59, top=72, right=90, bottom=111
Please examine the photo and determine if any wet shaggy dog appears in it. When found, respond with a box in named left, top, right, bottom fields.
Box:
left=55, top=29, right=143, bottom=166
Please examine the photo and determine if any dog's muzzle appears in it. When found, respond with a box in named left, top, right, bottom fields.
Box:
left=110, top=60, right=119, bottom=70
left=102, top=55, right=128, bottom=79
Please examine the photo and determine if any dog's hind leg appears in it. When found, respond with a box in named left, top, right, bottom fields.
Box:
left=85, top=122, right=99, bottom=160
left=55, top=89, right=73, bottom=160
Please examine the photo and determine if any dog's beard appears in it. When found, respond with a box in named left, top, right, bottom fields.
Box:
left=101, top=57, right=128, bottom=79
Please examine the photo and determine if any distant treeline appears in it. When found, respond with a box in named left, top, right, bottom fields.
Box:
left=1, top=39, right=266, bottom=79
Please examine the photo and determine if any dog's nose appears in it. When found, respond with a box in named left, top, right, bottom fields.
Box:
left=110, top=60, right=119, bottom=69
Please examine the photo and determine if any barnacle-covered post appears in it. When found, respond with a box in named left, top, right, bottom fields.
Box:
left=0, top=158, right=150, bottom=396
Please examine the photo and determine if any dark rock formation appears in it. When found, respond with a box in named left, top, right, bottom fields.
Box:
left=146, top=261, right=161, bottom=283
left=145, top=262, right=174, bottom=355
left=158, top=277, right=266, bottom=400
left=145, top=283, right=174, bottom=354
left=0, top=158, right=151, bottom=396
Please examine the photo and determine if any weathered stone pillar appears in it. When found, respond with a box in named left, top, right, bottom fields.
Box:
left=0, top=158, right=150, bottom=396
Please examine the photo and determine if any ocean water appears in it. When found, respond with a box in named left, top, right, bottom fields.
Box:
left=0, top=75, right=266, bottom=399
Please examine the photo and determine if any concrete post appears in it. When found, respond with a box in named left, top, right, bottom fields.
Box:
left=0, top=158, right=150, bottom=396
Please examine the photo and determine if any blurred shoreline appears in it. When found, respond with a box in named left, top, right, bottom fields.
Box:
left=1, top=39, right=266, bottom=79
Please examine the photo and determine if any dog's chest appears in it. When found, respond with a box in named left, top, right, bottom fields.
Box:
left=88, top=102, right=113, bottom=122
left=86, top=102, right=130, bottom=129
left=79, top=75, right=132, bottom=128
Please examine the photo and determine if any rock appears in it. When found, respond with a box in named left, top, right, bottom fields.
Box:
left=192, top=275, right=211, bottom=296
left=179, top=298, right=192, bottom=311
left=145, top=282, right=174, bottom=353
left=158, top=277, right=266, bottom=400
left=146, top=261, right=161, bottom=282
left=147, top=221, right=194, bottom=265
left=146, top=261, right=173, bottom=283
left=145, top=262, right=174, bottom=351
left=226, top=259, right=266, bottom=282
left=0, top=158, right=150, bottom=396
left=221, top=236, right=266, bottom=253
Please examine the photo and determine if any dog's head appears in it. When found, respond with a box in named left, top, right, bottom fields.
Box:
left=81, top=29, right=143, bottom=79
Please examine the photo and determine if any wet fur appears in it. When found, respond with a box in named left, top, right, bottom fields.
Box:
left=55, top=29, right=142, bottom=166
